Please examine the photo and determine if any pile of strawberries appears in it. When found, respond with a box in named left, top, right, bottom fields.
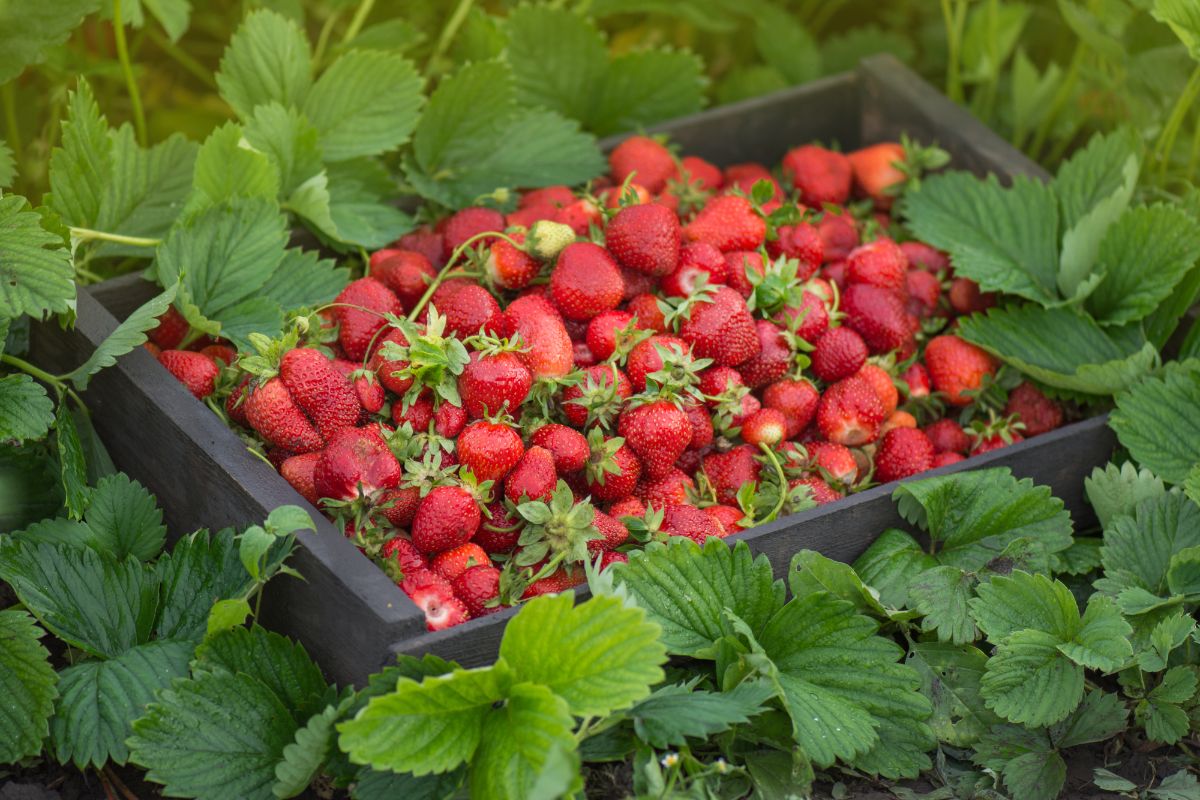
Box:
left=148, top=135, right=1067, bottom=631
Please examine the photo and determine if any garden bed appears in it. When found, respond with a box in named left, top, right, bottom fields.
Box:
left=30, top=54, right=1115, bottom=685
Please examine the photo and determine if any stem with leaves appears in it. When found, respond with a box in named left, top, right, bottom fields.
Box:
left=112, top=0, right=148, bottom=147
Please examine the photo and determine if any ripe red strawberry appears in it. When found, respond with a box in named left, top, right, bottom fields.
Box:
left=704, top=504, right=743, bottom=535
left=848, top=142, right=906, bottom=210
left=584, top=434, right=642, bottom=502
left=333, top=358, right=384, bottom=416
left=521, top=186, right=575, bottom=209
left=381, top=536, right=427, bottom=576
left=370, top=328, right=413, bottom=396
left=452, top=565, right=503, bottom=617
left=500, top=294, right=574, bottom=378
left=599, top=551, right=628, bottom=568
left=846, top=238, right=908, bottom=292
left=905, top=269, right=942, bottom=317
left=699, top=365, right=745, bottom=397
left=609, top=135, right=675, bottom=194
left=638, top=468, right=695, bottom=509
left=924, top=419, right=971, bottom=455
left=398, top=227, right=446, bottom=268
left=933, top=451, right=965, bottom=468
left=483, top=239, right=541, bottom=291
left=684, top=195, right=766, bottom=253
left=280, top=348, right=361, bottom=440
left=811, top=327, right=868, bottom=382
left=925, top=335, right=996, bottom=406
left=504, top=446, right=558, bottom=504
left=790, top=476, right=842, bottom=505
left=431, top=542, right=490, bottom=581
left=334, top=278, right=402, bottom=361
left=314, top=427, right=402, bottom=502
left=662, top=503, right=722, bottom=544
left=550, top=242, right=625, bottom=321
left=703, top=445, right=761, bottom=506
left=608, top=496, right=646, bottom=519
left=626, top=334, right=694, bottom=394
left=554, top=198, right=604, bottom=235
left=683, top=401, right=714, bottom=450
left=674, top=155, right=723, bottom=191
left=392, top=393, right=434, bottom=431
left=618, top=401, right=692, bottom=482
left=370, top=250, right=437, bottom=312
left=857, top=363, right=899, bottom=417
left=378, top=485, right=421, bottom=528
left=522, top=567, right=584, bottom=599
left=199, top=343, right=236, bottom=366
left=474, top=501, right=522, bottom=553
left=901, top=362, right=932, bottom=399
left=411, top=486, right=482, bottom=553
left=605, top=203, right=681, bottom=277
left=842, top=283, right=916, bottom=355
left=737, top=320, right=791, bottom=389
left=881, top=410, right=919, bottom=436
left=245, top=378, right=324, bottom=453
left=585, top=310, right=637, bottom=362
left=817, top=211, right=860, bottom=262
left=458, top=349, right=533, bottom=419
left=679, top=286, right=760, bottom=367
left=158, top=350, right=219, bottom=398
left=723, top=163, right=779, bottom=196
left=401, top=569, right=470, bottom=630
left=900, top=241, right=950, bottom=272
left=948, top=278, right=997, bottom=315
left=782, top=145, right=852, bottom=206
left=458, top=420, right=524, bottom=483
left=724, top=250, right=766, bottom=297
left=1004, top=382, right=1063, bottom=436
left=531, top=424, right=589, bottom=473
left=441, top=206, right=505, bottom=261
left=226, top=376, right=251, bottom=427
left=741, top=408, right=787, bottom=446
left=660, top=242, right=727, bottom=298
left=762, top=378, right=819, bottom=438
left=588, top=509, right=630, bottom=554
left=802, top=441, right=858, bottom=485
left=875, top=428, right=935, bottom=483
left=971, top=431, right=1024, bottom=455
left=817, top=375, right=885, bottom=446
left=428, top=280, right=503, bottom=339
left=766, top=223, right=824, bottom=280
left=143, top=342, right=160, bottom=357
left=281, top=452, right=321, bottom=506
left=775, top=288, right=830, bottom=344
left=150, top=305, right=189, bottom=349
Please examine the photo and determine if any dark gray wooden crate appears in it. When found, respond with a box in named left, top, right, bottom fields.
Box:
left=31, top=55, right=1113, bottom=685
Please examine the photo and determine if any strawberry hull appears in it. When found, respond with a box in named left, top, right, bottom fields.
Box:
left=60, top=55, right=1119, bottom=679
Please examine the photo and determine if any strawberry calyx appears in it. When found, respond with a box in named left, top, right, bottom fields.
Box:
left=747, top=255, right=805, bottom=316
left=379, top=306, right=471, bottom=410
left=621, top=505, right=666, bottom=544
left=641, top=341, right=711, bottom=404
left=513, top=481, right=601, bottom=567
left=886, top=134, right=951, bottom=199
left=399, top=450, right=460, bottom=497
left=603, top=318, right=654, bottom=367
left=584, top=427, right=626, bottom=487
left=238, top=328, right=302, bottom=385
left=659, top=274, right=718, bottom=331
left=967, top=410, right=1026, bottom=448
left=564, top=366, right=625, bottom=431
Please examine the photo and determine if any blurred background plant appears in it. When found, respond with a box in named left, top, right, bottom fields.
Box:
left=1, top=0, right=1197, bottom=229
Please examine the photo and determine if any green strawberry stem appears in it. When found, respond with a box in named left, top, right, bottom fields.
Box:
left=758, top=443, right=788, bottom=523
left=69, top=227, right=162, bottom=248
left=1, top=353, right=87, bottom=412
left=405, top=229, right=526, bottom=321
left=112, top=0, right=148, bottom=147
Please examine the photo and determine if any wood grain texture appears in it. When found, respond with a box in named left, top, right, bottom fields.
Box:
left=71, top=57, right=1111, bottom=682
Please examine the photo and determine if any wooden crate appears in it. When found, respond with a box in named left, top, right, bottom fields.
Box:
left=32, top=55, right=1114, bottom=684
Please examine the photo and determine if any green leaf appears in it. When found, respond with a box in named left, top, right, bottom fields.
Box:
left=337, top=662, right=512, bottom=774
left=50, top=639, right=192, bottom=768
left=906, top=641, right=997, bottom=747
left=0, top=374, right=55, bottom=446
left=142, top=0, right=191, bottom=41
left=851, top=529, right=937, bottom=609
left=820, top=25, right=916, bottom=76
left=1057, top=594, right=1133, bottom=672
left=623, top=681, right=773, bottom=749
left=468, top=682, right=580, bottom=800
left=83, top=472, right=166, bottom=561
left=1052, top=689, right=1128, bottom=748
left=1096, top=492, right=1200, bottom=602
left=1085, top=462, right=1167, bottom=530
left=970, top=571, right=1078, bottom=643
left=0, top=0, right=101, bottom=84
left=787, top=549, right=916, bottom=621
left=216, top=9, right=313, bottom=119
left=1054, top=130, right=1139, bottom=298
left=754, top=4, right=820, bottom=84
left=304, top=50, right=423, bottom=162
left=902, top=172, right=1060, bottom=306
left=1051, top=537, right=1104, bottom=575
left=505, top=6, right=608, bottom=129
left=258, top=247, right=349, bottom=311
left=1154, top=0, right=1200, bottom=59
left=613, top=538, right=784, bottom=658
left=0, top=447, right=64, bottom=531
left=55, top=393, right=88, bottom=520
left=0, top=609, right=57, bottom=763
left=0, top=138, right=13, bottom=189
left=0, top=194, right=74, bottom=320
left=265, top=505, right=317, bottom=536
left=1154, top=666, right=1197, bottom=704
left=243, top=102, right=323, bottom=196
left=590, top=50, right=706, bottom=138
left=70, top=283, right=178, bottom=391
left=0, top=540, right=158, bottom=658
left=206, top=598, right=251, bottom=637
left=350, top=767, right=463, bottom=800
left=49, top=78, right=111, bottom=229
left=273, top=699, right=347, bottom=799
left=186, top=122, right=280, bottom=214
left=974, top=723, right=1063, bottom=800
left=1138, top=613, right=1196, bottom=672
left=1086, top=205, right=1200, bottom=325
left=907, top=567, right=978, bottom=644
left=1139, top=696, right=1192, bottom=744
left=758, top=593, right=933, bottom=775
left=980, top=629, right=1084, bottom=726
left=499, top=592, right=665, bottom=717
left=315, top=157, right=413, bottom=250
left=129, top=670, right=300, bottom=800
left=958, top=305, right=1159, bottom=396
left=195, top=626, right=329, bottom=723
left=1110, top=360, right=1200, bottom=483
left=1151, top=770, right=1200, bottom=799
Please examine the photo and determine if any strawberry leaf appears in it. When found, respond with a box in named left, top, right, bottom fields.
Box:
left=0, top=374, right=55, bottom=446
left=216, top=10, right=313, bottom=120
left=1085, top=462, right=1167, bottom=531
left=1110, top=359, right=1200, bottom=484
left=185, top=122, right=280, bottom=215
left=906, top=641, right=997, bottom=747
left=0, top=0, right=100, bottom=84
left=68, top=282, right=178, bottom=391
left=754, top=4, right=820, bottom=84
left=618, top=681, right=774, bottom=749
left=84, top=473, right=166, bottom=562
left=0, top=609, right=57, bottom=763
left=0, top=194, right=75, bottom=320
left=0, top=138, right=13, bottom=189
left=243, top=102, right=324, bottom=198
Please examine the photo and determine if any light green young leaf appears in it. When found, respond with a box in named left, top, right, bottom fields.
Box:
left=1152, top=770, right=1200, bottom=799
left=0, top=609, right=58, bottom=763
left=0, top=195, right=75, bottom=320
left=1167, top=545, right=1200, bottom=595
left=906, top=641, right=997, bottom=747
left=1138, top=613, right=1197, bottom=672
left=83, top=472, right=166, bottom=561
left=142, top=0, right=191, bottom=41
left=1054, top=130, right=1139, bottom=298
left=54, top=395, right=88, bottom=521
left=273, top=698, right=349, bottom=799
left=957, top=305, right=1159, bottom=396
left=304, top=50, right=423, bottom=162
left=195, top=626, right=329, bottom=723
left=1057, top=594, right=1133, bottom=672
left=1096, top=492, right=1200, bottom=602
left=243, top=102, right=324, bottom=196
left=622, top=681, right=773, bottom=749
left=185, top=122, right=280, bottom=215
left=0, top=374, right=55, bottom=446
left=265, top=505, right=317, bottom=536
left=980, top=629, right=1084, bottom=726
left=337, top=662, right=512, bottom=775
left=129, top=671, right=300, bottom=800
left=48, top=78, right=111, bottom=228
left=284, top=172, right=337, bottom=239
left=69, top=282, right=178, bottom=391
left=1085, top=462, right=1166, bottom=530
left=216, top=9, right=313, bottom=119
left=1110, top=360, right=1200, bottom=483
left=1086, top=205, right=1200, bottom=326
left=0, top=0, right=101, bottom=84
left=612, top=538, right=784, bottom=658
left=0, top=540, right=158, bottom=658
left=50, top=639, right=192, bottom=768
left=1154, top=0, right=1200, bottom=59
left=499, top=592, right=665, bottom=717
left=902, top=172, right=1060, bottom=306
left=960, top=2, right=1030, bottom=83
left=206, top=598, right=251, bottom=637
left=468, top=683, right=580, bottom=800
